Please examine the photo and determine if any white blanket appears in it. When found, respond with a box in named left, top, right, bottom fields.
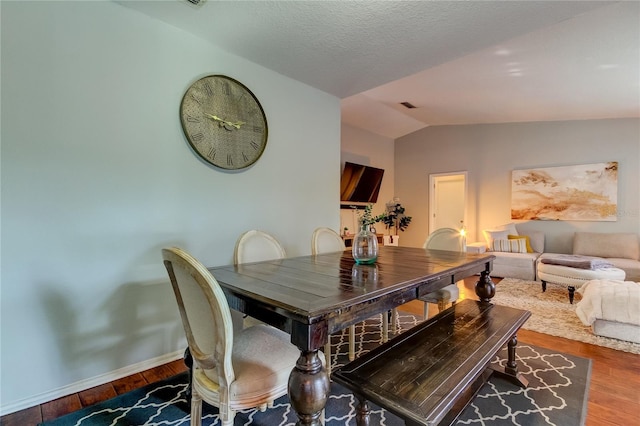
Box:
left=576, top=280, right=640, bottom=326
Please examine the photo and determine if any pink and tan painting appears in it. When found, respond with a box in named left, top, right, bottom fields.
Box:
left=511, top=162, right=618, bottom=221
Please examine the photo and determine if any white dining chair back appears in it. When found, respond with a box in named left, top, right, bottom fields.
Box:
left=234, top=230, right=286, bottom=328
left=421, top=228, right=465, bottom=319
left=311, top=227, right=346, bottom=255
left=234, top=230, right=286, bottom=264
left=162, top=247, right=299, bottom=426
left=423, top=227, right=466, bottom=252
left=310, top=227, right=349, bottom=374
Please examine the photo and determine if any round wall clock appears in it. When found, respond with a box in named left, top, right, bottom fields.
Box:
left=179, top=75, right=268, bottom=170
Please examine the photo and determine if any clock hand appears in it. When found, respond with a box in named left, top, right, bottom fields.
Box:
left=204, top=113, right=244, bottom=130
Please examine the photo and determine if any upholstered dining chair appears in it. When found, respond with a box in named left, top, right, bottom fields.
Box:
left=162, top=247, right=300, bottom=426
left=311, top=227, right=347, bottom=255
left=311, top=227, right=394, bottom=371
left=311, top=227, right=352, bottom=373
left=234, top=229, right=286, bottom=264
left=420, top=227, right=465, bottom=318
left=234, top=230, right=286, bottom=328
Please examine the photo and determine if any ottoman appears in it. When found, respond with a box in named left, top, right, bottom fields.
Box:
left=537, top=254, right=626, bottom=303
left=576, top=280, right=640, bottom=343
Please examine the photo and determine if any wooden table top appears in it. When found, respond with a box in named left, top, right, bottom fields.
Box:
left=210, top=246, right=495, bottom=328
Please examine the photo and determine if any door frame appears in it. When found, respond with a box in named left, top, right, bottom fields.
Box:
left=429, top=171, right=468, bottom=235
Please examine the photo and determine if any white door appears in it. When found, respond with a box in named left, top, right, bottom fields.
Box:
left=429, top=172, right=467, bottom=234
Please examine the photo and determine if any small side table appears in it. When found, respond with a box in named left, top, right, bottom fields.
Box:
left=466, top=242, right=487, bottom=254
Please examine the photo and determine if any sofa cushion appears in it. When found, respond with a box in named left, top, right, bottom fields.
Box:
left=483, top=223, right=518, bottom=242
left=483, top=229, right=509, bottom=249
left=514, top=228, right=544, bottom=253
left=573, top=232, right=640, bottom=261
left=491, top=251, right=540, bottom=280
left=508, top=234, right=533, bottom=253
left=608, top=258, right=640, bottom=282
left=492, top=238, right=527, bottom=253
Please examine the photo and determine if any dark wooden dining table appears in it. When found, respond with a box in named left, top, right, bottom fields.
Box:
left=208, top=245, right=496, bottom=426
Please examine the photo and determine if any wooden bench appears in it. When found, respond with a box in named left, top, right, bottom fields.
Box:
left=331, top=299, right=531, bottom=426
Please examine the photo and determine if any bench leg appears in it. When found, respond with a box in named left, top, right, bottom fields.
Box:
left=355, top=395, right=370, bottom=426
left=492, top=334, right=528, bottom=388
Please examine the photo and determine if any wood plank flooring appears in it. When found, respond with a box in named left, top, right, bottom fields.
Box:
left=2, top=277, right=638, bottom=426
left=1, top=359, right=188, bottom=426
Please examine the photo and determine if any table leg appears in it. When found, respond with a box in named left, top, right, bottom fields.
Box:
left=475, top=270, right=496, bottom=302
left=568, top=286, right=576, bottom=304
left=288, top=350, right=330, bottom=426
left=355, top=395, right=371, bottom=426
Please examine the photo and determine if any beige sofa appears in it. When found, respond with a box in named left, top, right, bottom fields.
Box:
left=572, top=232, right=640, bottom=282
left=479, top=223, right=544, bottom=280
left=478, top=227, right=640, bottom=282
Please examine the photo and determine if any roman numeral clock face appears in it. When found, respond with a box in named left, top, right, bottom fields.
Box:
left=179, top=75, right=268, bottom=170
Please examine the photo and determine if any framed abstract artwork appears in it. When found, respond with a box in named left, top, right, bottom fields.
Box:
left=511, top=162, right=618, bottom=221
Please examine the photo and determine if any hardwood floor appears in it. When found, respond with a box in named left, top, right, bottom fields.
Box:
left=0, top=359, right=188, bottom=426
left=2, top=277, right=638, bottom=426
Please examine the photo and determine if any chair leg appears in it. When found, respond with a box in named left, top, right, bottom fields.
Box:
left=220, top=405, right=236, bottom=426
left=217, top=390, right=235, bottom=426
left=190, top=388, right=203, bottom=426
left=382, top=313, right=389, bottom=342
left=391, top=308, right=398, bottom=336
left=423, top=301, right=430, bottom=319
left=348, top=325, right=356, bottom=361
left=324, top=342, right=332, bottom=376
left=437, top=299, right=447, bottom=312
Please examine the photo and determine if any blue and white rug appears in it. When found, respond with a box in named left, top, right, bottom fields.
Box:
left=40, top=312, right=591, bottom=426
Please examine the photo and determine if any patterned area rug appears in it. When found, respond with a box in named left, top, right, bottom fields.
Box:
left=494, top=278, right=640, bottom=354
left=40, top=312, right=591, bottom=426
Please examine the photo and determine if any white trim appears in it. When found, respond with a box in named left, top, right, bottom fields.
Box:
left=0, top=349, right=185, bottom=416
left=428, top=171, right=468, bottom=235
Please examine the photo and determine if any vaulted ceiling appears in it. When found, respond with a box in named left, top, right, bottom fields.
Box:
left=119, top=1, right=640, bottom=138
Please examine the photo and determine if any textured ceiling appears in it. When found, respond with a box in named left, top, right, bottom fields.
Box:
left=119, top=1, right=640, bottom=138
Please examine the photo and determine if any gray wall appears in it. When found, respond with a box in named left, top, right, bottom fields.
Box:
left=340, top=124, right=395, bottom=232
left=394, top=119, right=640, bottom=251
left=1, top=2, right=340, bottom=412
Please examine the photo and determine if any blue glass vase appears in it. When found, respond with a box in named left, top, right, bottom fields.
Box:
left=352, top=224, right=378, bottom=264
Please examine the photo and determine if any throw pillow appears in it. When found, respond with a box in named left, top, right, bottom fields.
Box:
left=491, top=238, right=528, bottom=253
left=508, top=234, right=533, bottom=253
left=491, top=223, right=519, bottom=236
left=483, top=229, right=509, bottom=249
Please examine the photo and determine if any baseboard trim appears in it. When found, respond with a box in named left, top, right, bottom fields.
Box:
left=0, top=349, right=185, bottom=416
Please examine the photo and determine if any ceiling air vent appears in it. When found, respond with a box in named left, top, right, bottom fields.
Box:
left=400, top=102, right=416, bottom=109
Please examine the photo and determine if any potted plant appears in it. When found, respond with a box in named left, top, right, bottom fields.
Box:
left=377, top=200, right=412, bottom=245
